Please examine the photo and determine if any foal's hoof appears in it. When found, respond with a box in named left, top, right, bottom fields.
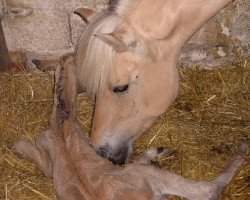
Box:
left=236, top=142, right=248, bottom=157
left=157, top=147, right=166, bottom=156
left=13, top=139, right=33, bottom=158
left=146, top=147, right=168, bottom=160
left=134, top=147, right=168, bottom=164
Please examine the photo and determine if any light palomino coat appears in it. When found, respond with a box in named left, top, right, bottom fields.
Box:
left=75, top=0, right=237, bottom=164
left=14, top=54, right=247, bottom=200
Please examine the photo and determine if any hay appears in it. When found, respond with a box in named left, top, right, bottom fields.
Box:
left=0, top=59, right=249, bottom=199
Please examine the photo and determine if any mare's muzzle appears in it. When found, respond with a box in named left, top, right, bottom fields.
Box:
left=97, top=143, right=129, bottom=165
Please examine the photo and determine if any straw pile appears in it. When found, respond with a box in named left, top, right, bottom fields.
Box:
left=0, top=59, right=249, bottom=200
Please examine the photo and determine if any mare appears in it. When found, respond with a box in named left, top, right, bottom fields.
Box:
left=75, top=0, right=235, bottom=164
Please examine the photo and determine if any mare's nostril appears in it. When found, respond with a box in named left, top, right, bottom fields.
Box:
left=96, top=143, right=129, bottom=165
left=97, top=146, right=108, bottom=158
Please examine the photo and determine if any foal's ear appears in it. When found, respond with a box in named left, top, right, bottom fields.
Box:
left=74, top=8, right=95, bottom=23
left=32, top=59, right=59, bottom=71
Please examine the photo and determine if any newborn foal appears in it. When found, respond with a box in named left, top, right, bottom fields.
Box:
left=14, top=54, right=247, bottom=200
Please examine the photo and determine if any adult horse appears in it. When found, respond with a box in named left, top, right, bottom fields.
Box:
left=76, top=0, right=234, bottom=164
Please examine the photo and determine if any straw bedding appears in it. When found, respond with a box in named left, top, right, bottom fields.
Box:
left=0, top=59, right=249, bottom=199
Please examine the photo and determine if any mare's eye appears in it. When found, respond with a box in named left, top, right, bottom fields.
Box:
left=112, top=84, right=129, bottom=94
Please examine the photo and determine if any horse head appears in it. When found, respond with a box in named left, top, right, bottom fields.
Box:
left=76, top=0, right=233, bottom=164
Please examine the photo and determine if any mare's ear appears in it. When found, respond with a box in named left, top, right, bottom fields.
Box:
left=94, top=32, right=129, bottom=52
left=128, top=0, right=232, bottom=44
left=74, top=8, right=96, bottom=23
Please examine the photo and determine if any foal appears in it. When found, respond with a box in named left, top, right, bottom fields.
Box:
left=14, top=54, right=247, bottom=200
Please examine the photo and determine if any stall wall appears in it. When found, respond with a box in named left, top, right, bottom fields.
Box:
left=0, top=0, right=249, bottom=69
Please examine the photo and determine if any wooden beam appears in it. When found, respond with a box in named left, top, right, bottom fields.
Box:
left=0, top=20, right=10, bottom=70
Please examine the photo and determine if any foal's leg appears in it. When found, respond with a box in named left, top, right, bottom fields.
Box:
left=134, top=147, right=167, bottom=164
left=14, top=130, right=53, bottom=177
left=137, top=143, right=247, bottom=200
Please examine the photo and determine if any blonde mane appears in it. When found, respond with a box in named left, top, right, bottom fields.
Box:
left=76, top=13, right=122, bottom=97
left=76, top=0, right=154, bottom=97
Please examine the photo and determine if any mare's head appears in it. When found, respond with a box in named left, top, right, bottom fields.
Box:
left=76, top=0, right=232, bottom=164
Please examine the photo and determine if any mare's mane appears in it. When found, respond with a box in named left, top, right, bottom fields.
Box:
left=76, top=0, right=153, bottom=97
left=76, top=12, right=121, bottom=97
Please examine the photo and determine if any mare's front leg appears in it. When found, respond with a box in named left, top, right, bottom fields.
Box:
left=14, top=130, right=53, bottom=177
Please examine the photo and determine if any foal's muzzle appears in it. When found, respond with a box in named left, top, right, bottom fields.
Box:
left=97, top=143, right=129, bottom=165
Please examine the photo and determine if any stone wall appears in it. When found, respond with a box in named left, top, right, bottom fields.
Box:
left=181, top=0, right=250, bottom=67
left=0, top=0, right=249, bottom=70
left=0, top=0, right=108, bottom=70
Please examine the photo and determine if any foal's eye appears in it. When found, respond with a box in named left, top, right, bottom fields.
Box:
left=112, top=84, right=129, bottom=94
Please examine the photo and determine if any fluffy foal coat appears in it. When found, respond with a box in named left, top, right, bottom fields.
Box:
left=14, top=54, right=247, bottom=200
